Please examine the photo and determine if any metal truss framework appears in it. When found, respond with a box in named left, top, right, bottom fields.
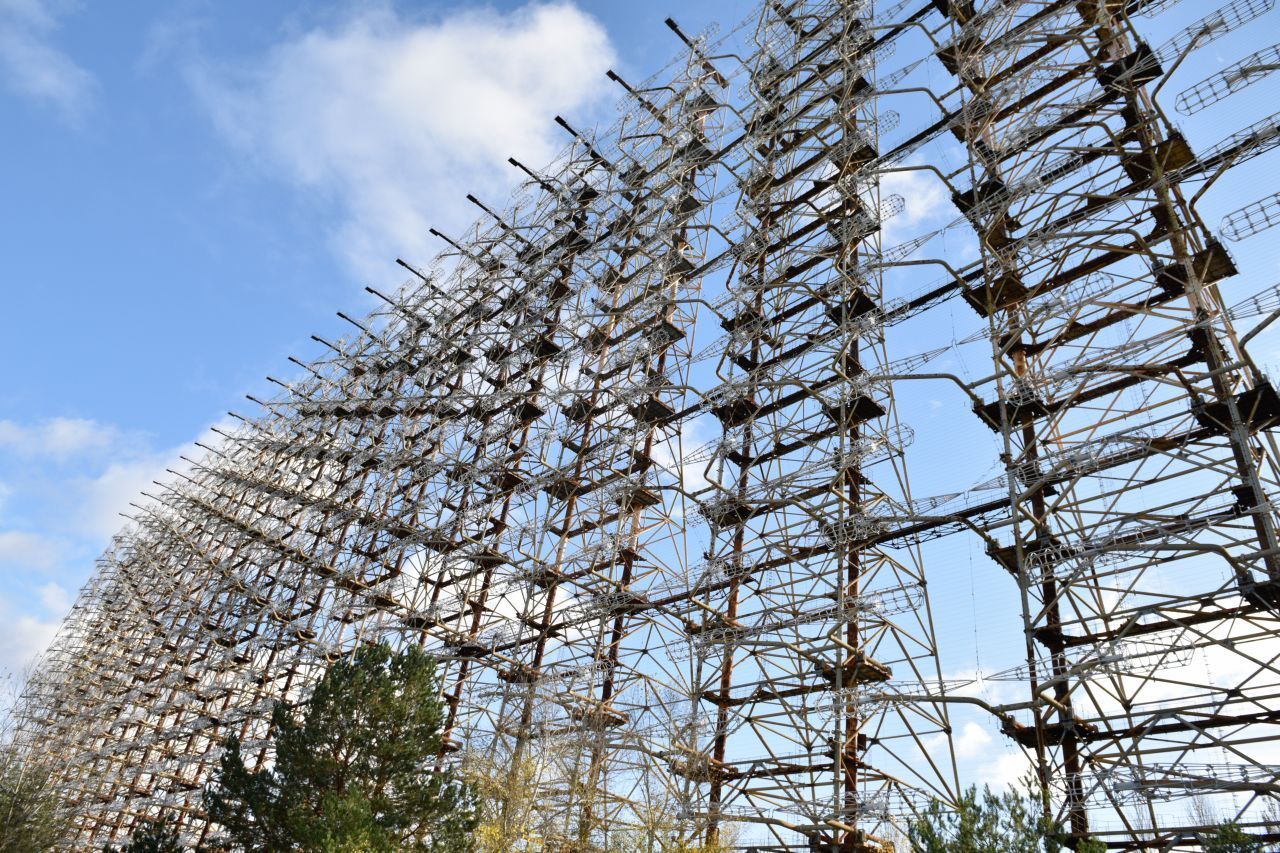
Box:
left=11, top=0, right=1280, bottom=849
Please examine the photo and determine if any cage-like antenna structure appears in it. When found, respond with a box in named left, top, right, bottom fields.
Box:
left=10, top=0, right=1280, bottom=850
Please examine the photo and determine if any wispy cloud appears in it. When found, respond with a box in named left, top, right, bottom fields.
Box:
left=36, top=580, right=70, bottom=614
left=0, top=416, right=136, bottom=460
left=0, top=0, right=94, bottom=121
left=880, top=160, right=953, bottom=243
left=76, top=445, right=186, bottom=539
left=190, top=1, right=616, bottom=283
left=0, top=605, right=62, bottom=680
left=0, top=530, right=63, bottom=569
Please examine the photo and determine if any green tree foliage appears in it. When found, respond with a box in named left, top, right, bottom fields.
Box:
left=104, top=816, right=184, bottom=853
left=907, top=783, right=1056, bottom=852
left=1203, top=821, right=1265, bottom=853
left=203, top=643, right=477, bottom=852
left=906, top=779, right=1107, bottom=853
left=0, top=750, right=68, bottom=852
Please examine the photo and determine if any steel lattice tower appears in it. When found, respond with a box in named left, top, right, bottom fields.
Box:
left=10, top=0, right=1280, bottom=849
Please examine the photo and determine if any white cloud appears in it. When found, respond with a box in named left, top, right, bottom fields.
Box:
left=0, top=416, right=127, bottom=460
left=0, top=579, right=64, bottom=679
left=77, top=417, right=235, bottom=541
left=0, top=414, right=225, bottom=556
left=974, top=746, right=1034, bottom=790
left=193, top=2, right=616, bottom=282
left=0, top=414, right=194, bottom=541
left=36, top=580, right=69, bottom=614
left=0, top=529, right=61, bottom=568
left=0, top=611, right=60, bottom=679
left=77, top=448, right=179, bottom=539
left=951, top=720, right=993, bottom=760
left=0, top=0, right=93, bottom=121
left=880, top=162, right=952, bottom=244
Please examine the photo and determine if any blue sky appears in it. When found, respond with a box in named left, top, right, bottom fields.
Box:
left=0, top=0, right=756, bottom=677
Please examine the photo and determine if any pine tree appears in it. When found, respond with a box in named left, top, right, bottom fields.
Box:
left=203, top=643, right=477, bottom=852
left=906, top=778, right=1107, bottom=853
